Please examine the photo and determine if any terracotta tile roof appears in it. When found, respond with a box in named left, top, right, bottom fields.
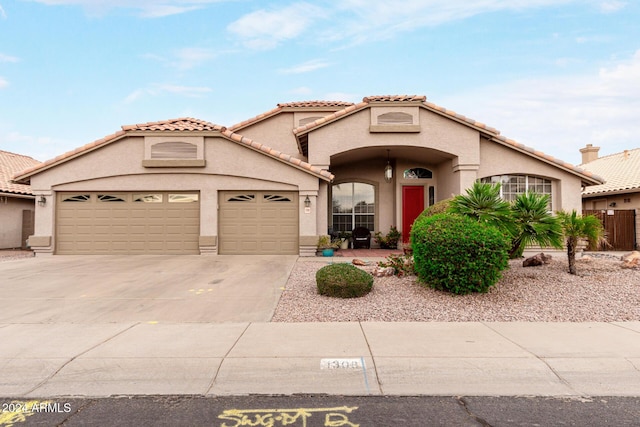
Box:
left=13, top=118, right=226, bottom=182
left=581, top=148, right=640, bottom=196
left=228, top=100, right=355, bottom=131
left=0, top=150, right=40, bottom=195
left=121, top=117, right=224, bottom=132
left=363, top=95, right=427, bottom=102
left=292, top=95, right=603, bottom=186
left=13, top=117, right=333, bottom=183
left=277, top=100, right=355, bottom=108
left=220, top=129, right=334, bottom=181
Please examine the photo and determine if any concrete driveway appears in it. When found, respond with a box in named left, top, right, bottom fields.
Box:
left=0, top=255, right=297, bottom=323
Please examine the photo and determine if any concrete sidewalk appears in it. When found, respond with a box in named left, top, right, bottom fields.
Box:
left=1, top=321, right=639, bottom=398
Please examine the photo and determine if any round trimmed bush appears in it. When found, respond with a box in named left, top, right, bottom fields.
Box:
left=410, top=213, right=509, bottom=294
left=316, top=263, right=373, bottom=298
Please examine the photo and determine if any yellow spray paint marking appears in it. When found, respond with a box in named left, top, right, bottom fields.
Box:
left=147, top=321, right=158, bottom=324
left=0, top=400, right=52, bottom=426
left=188, top=288, right=213, bottom=296
left=217, top=406, right=359, bottom=427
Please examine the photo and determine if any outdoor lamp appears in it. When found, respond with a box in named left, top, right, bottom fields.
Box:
left=304, top=195, right=311, bottom=207
left=38, top=196, right=46, bottom=207
left=384, top=149, right=393, bottom=183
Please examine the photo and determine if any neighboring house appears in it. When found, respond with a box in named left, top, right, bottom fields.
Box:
left=0, top=150, right=40, bottom=249
left=580, top=144, right=640, bottom=250
left=12, top=95, right=603, bottom=256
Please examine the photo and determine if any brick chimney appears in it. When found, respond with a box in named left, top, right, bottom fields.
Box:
left=579, top=144, right=600, bottom=164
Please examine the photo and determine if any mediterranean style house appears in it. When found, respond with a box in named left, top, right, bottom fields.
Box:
left=580, top=144, right=640, bottom=250
left=12, top=95, right=603, bottom=256
left=0, top=150, right=39, bottom=249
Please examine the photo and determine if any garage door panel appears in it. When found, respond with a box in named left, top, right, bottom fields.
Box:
left=56, top=192, right=200, bottom=254
left=219, top=191, right=298, bottom=255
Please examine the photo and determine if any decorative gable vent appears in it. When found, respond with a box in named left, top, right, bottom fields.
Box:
left=299, top=116, right=324, bottom=126
left=377, top=112, right=413, bottom=125
left=150, top=141, right=197, bottom=159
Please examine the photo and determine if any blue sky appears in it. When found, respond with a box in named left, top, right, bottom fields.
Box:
left=1, top=0, right=638, bottom=166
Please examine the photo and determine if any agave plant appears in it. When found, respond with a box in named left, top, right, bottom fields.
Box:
left=558, top=210, right=606, bottom=275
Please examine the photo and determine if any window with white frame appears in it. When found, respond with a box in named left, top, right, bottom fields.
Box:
left=331, top=182, right=375, bottom=233
left=480, top=175, right=553, bottom=208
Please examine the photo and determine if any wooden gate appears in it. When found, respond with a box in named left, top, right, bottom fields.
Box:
left=584, top=209, right=636, bottom=251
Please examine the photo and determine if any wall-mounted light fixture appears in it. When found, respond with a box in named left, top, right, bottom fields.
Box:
left=38, top=196, right=47, bottom=207
left=384, top=149, right=393, bottom=183
left=304, top=195, right=311, bottom=208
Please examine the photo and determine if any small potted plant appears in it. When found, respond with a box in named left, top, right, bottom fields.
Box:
left=317, top=235, right=339, bottom=256
left=374, top=226, right=402, bottom=249
left=338, top=231, right=352, bottom=250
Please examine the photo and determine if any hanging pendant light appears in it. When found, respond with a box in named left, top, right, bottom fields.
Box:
left=384, top=149, right=393, bottom=183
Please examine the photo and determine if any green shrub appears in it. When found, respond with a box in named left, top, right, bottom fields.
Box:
left=417, top=198, right=453, bottom=220
left=316, top=263, right=374, bottom=298
left=411, top=213, right=509, bottom=294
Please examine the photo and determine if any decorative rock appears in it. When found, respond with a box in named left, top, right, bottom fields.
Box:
left=621, top=251, right=640, bottom=269
left=373, top=266, right=395, bottom=277
left=352, top=259, right=371, bottom=266
left=523, top=252, right=552, bottom=267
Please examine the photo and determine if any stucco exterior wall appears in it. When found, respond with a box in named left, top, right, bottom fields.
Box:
left=232, top=113, right=303, bottom=159
left=583, top=192, right=640, bottom=211
left=0, top=197, right=34, bottom=248
left=27, top=134, right=322, bottom=254
left=308, top=108, right=481, bottom=168
left=478, top=139, right=584, bottom=212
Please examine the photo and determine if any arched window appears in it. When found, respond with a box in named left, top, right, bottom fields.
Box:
left=404, top=167, right=433, bottom=179
left=480, top=175, right=553, bottom=208
left=331, top=182, right=375, bottom=232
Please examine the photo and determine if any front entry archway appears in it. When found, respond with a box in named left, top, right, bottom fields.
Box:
left=402, top=185, right=424, bottom=243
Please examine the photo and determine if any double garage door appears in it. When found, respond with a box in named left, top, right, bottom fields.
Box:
left=56, top=191, right=298, bottom=255
left=56, top=192, right=200, bottom=254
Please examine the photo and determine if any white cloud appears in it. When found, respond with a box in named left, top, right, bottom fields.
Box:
left=142, top=48, right=217, bottom=70
left=0, top=53, right=19, bottom=63
left=171, top=47, right=217, bottom=70
left=227, top=3, right=326, bottom=50
left=124, top=83, right=212, bottom=103
left=289, top=87, right=313, bottom=95
left=321, top=0, right=577, bottom=45
left=0, top=76, right=8, bottom=89
left=598, top=1, right=626, bottom=13
left=278, top=59, right=330, bottom=74
left=27, top=0, right=225, bottom=17
left=0, top=4, right=6, bottom=19
left=439, top=50, right=640, bottom=165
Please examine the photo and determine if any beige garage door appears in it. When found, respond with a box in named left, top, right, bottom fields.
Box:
left=56, top=192, right=200, bottom=254
left=219, top=191, right=298, bottom=255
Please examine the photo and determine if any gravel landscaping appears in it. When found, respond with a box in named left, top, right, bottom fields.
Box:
left=272, top=254, right=640, bottom=322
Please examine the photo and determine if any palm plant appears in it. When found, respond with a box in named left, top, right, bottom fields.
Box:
left=558, top=210, right=606, bottom=275
left=509, top=192, right=563, bottom=258
left=448, top=182, right=514, bottom=233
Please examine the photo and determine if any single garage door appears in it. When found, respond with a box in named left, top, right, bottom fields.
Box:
left=219, top=191, right=298, bottom=255
left=56, top=192, right=200, bottom=254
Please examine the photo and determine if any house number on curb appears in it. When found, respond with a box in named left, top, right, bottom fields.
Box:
left=320, top=358, right=364, bottom=370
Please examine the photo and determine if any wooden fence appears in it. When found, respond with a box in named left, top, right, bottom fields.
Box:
left=584, top=209, right=637, bottom=251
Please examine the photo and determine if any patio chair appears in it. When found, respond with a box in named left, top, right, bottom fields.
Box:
left=352, top=227, right=371, bottom=249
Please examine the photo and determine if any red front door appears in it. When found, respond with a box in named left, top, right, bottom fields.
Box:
left=402, top=186, right=424, bottom=243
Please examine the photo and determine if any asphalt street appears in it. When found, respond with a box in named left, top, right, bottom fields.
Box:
left=2, top=395, right=640, bottom=427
